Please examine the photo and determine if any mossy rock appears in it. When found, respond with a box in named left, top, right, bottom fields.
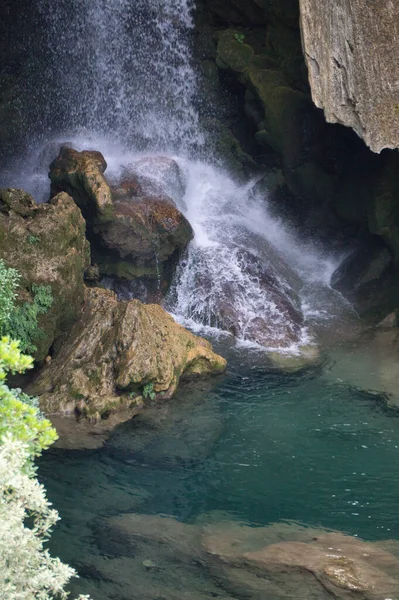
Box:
left=287, top=161, right=336, bottom=209
left=0, top=188, right=90, bottom=360
left=216, top=30, right=254, bottom=73
left=266, top=18, right=307, bottom=86
left=29, top=287, right=227, bottom=419
left=246, top=68, right=311, bottom=168
left=50, top=147, right=193, bottom=284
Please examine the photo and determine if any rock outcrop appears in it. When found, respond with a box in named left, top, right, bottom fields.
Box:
left=91, top=514, right=399, bottom=600
left=29, top=287, right=226, bottom=420
left=49, top=147, right=193, bottom=282
left=299, top=0, right=399, bottom=153
left=0, top=188, right=90, bottom=360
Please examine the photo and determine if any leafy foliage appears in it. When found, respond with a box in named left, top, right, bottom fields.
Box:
left=5, top=283, right=54, bottom=353
left=143, top=382, right=156, bottom=400
left=0, top=258, right=54, bottom=353
left=234, top=33, right=245, bottom=43
left=0, top=337, right=91, bottom=599
left=0, top=259, right=20, bottom=327
left=27, top=234, right=40, bottom=245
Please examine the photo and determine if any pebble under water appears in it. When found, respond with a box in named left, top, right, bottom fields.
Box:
left=38, top=343, right=399, bottom=599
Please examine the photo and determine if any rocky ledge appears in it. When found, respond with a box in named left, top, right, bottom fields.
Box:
left=29, top=287, right=226, bottom=421
left=0, top=187, right=89, bottom=360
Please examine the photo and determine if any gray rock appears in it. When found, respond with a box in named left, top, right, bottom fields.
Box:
left=299, top=0, right=399, bottom=153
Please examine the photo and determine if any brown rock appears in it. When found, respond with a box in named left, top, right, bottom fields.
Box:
left=0, top=188, right=90, bottom=360
left=49, top=146, right=112, bottom=214
left=29, top=287, right=226, bottom=419
left=49, top=147, right=193, bottom=281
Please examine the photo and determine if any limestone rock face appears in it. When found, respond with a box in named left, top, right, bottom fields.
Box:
left=299, top=0, right=399, bottom=153
left=0, top=188, right=90, bottom=360
left=29, top=287, right=226, bottom=419
left=50, top=147, right=193, bottom=282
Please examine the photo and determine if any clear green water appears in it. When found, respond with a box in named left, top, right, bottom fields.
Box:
left=38, top=346, right=399, bottom=598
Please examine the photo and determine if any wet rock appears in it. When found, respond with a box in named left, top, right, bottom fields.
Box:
left=49, top=146, right=193, bottom=282
left=105, top=388, right=223, bottom=468
left=95, top=196, right=192, bottom=271
left=100, top=513, right=202, bottom=562
left=50, top=146, right=112, bottom=214
left=94, top=514, right=399, bottom=600
left=77, top=555, right=234, bottom=600
left=174, top=245, right=314, bottom=359
left=29, top=287, right=226, bottom=419
left=243, top=533, right=399, bottom=599
left=129, top=155, right=187, bottom=206
left=0, top=188, right=90, bottom=360
left=324, top=328, right=399, bottom=408
left=331, top=236, right=399, bottom=323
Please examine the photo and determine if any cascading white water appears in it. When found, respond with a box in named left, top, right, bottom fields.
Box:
left=163, top=159, right=343, bottom=350
left=1, top=0, right=348, bottom=352
left=0, top=0, right=201, bottom=168
left=33, top=0, right=202, bottom=152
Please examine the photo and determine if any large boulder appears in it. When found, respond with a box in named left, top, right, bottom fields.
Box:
left=0, top=188, right=90, bottom=360
left=170, top=245, right=318, bottom=370
left=299, top=0, right=399, bottom=153
left=29, top=287, right=226, bottom=420
left=331, top=236, right=399, bottom=322
left=49, top=147, right=193, bottom=282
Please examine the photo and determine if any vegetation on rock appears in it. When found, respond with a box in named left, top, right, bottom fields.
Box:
left=0, top=337, right=90, bottom=599
left=29, top=287, right=227, bottom=420
left=0, top=188, right=90, bottom=360
left=0, top=259, right=53, bottom=353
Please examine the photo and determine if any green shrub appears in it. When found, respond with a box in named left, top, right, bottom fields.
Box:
left=143, top=382, right=156, bottom=400
left=0, top=259, right=54, bottom=353
left=0, top=337, right=91, bottom=599
left=27, top=234, right=40, bottom=245
left=234, top=33, right=245, bottom=43
left=0, top=337, right=56, bottom=459
left=0, top=259, right=19, bottom=327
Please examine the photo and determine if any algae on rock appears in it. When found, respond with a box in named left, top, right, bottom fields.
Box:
left=0, top=188, right=90, bottom=360
left=29, top=287, right=226, bottom=420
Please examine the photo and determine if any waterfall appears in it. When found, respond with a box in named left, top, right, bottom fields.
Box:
left=22, top=0, right=202, bottom=153
left=1, top=0, right=345, bottom=352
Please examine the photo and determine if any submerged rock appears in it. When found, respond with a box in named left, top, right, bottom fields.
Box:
left=94, top=513, right=399, bottom=600
left=202, top=520, right=399, bottom=599
left=0, top=188, right=90, bottom=360
left=324, top=327, right=399, bottom=408
left=29, top=287, right=226, bottom=420
left=49, top=146, right=193, bottom=282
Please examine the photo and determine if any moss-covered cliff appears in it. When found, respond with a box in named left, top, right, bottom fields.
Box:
left=195, top=0, right=399, bottom=321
